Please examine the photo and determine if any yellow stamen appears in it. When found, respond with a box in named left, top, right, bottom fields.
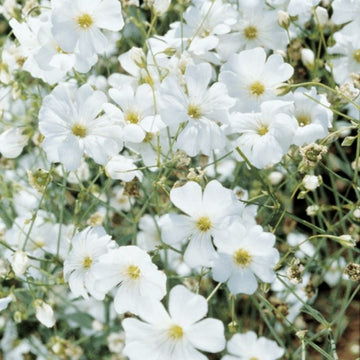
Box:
left=257, top=125, right=269, bottom=136
left=72, top=124, right=87, bottom=138
left=233, top=248, right=252, bottom=267
left=297, top=114, right=311, bottom=127
left=77, top=14, right=93, bottom=29
left=244, top=26, right=258, bottom=40
left=125, top=111, right=140, bottom=124
left=126, top=265, right=141, bottom=279
left=250, top=81, right=265, bottom=96
left=354, top=49, right=360, bottom=63
left=168, top=325, right=184, bottom=340
left=196, top=216, right=212, bottom=232
left=188, top=104, right=201, bottom=119
left=83, top=256, right=92, bottom=269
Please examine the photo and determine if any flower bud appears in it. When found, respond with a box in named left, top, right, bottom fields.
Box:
left=315, top=6, right=328, bottom=27
left=278, top=10, right=290, bottom=29
left=11, top=251, right=29, bottom=276
left=302, top=175, right=322, bottom=191
left=301, top=48, right=315, bottom=71
left=34, top=300, right=56, bottom=328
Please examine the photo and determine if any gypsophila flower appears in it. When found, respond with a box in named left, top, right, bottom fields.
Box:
left=63, top=226, right=115, bottom=299
left=122, top=285, right=226, bottom=360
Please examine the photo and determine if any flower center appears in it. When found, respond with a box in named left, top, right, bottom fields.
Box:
left=250, top=358, right=259, bottom=360
left=143, top=132, right=154, bottom=143
left=250, top=81, right=265, bottom=96
left=353, top=49, right=360, bottom=63
left=77, top=14, right=93, bottom=29
left=168, top=324, right=184, bottom=340
left=196, top=216, right=212, bottom=232
left=126, top=264, right=141, bottom=279
left=297, top=114, right=311, bottom=127
left=233, top=248, right=252, bottom=267
left=188, top=104, right=201, bottom=119
left=257, top=124, right=269, bottom=136
left=83, top=256, right=93, bottom=269
left=72, top=124, right=87, bottom=138
left=244, top=25, right=258, bottom=40
left=125, top=111, right=140, bottom=124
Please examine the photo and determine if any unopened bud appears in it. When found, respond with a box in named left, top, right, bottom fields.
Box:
left=301, top=48, right=315, bottom=71
left=315, top=6, right=328, bottom=27
left=278, top=10, right=290, bottom=29
left=11, top=251, right=29, bottom=276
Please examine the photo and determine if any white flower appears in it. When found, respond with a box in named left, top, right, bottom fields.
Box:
left=105, top=155, right=143, bottom=182
left=92, top=245, right=167, bottom=315
left=122, top=285, right=225, bottom=360
left=222, top=331, right=284, bottom=360
left=11, top=251, right=29, bottom=276
left=63, top=226, right=114, bottom=299
left=51, top=0, right=124, bottom=57
left=160, top=62, right=234, bottom=156
left=331, top=0, right=360, bottom=26
left=287, top=232, right=316, bottom=259
left=212, top=222, right=280, bottom=295
left=220, top=47, right=294, bottom=111
left=327, top=30, right=360, bottom=84
left=0, top=296, right=12, bottom=312
left=302, top=174, right=322, bottom=190
left=34, top=300, right=56, bottom=328
left=291, top=87, right=332, bottom=146
left=161, top=180, right=243, bottom=267
left=0, top=128, right=28, bottom=158
left=39, top=83, right=123, bottom=171
left=230, top=100, right=297, bottom=169
left=217, top=0, right=288, bottom=59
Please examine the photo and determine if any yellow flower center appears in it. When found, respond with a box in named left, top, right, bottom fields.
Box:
left=188, top=104, right=201, bottom=119
left=297, top=114, right=311, bottom=127
left=77, top=14, right=93, bottom=29
left=83, top=256, right=93, bottom=269
left=244, top=26, right=258, bottom=40
left=250, top=358, right=259, bottom=360
left=257, top=124, right=269, bottom=136
left=250, top=81, right=265, bottom=96
left=196, top=216, right=212, bottom=232
left=233, top=248, right=252, bottom=267
left=353, top=49, right=360, bottom=63
left=126, top=265, right=141, bottom=279
left=72, top=123, right=87, bottom=138
left=168, top=324, right=184, bottom=340
left=125, top=111, right=140, bottom=124
left=143, top=132, right=154, bottom=143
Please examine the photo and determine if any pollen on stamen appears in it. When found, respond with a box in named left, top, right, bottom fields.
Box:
left=233, top=248, right=252, bottom=267
left=72, top=123, right=87, bottom=138
left=83, top=256, right=93, bottom=269
left=257, top=125, right=269, bottom=136
left=77, top=13, right=93, bottom=29
left=196, top=216, right=212, bottom=232
left=188, top=104, right=202, bottom=119
left=296, top=114, right=311, bottom=127
left=125, top=111, right=140, bottom=124
left=353, top=49, right=360, bottom=63
left=168, top=324, right=184, bottom=340
left=244, top=26, right=258, bottom=40
left=250, top=81, right=265, bottom=96
left=126, top=264, right=141, bottom=280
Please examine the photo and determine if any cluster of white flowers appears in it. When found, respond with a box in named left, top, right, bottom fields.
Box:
left=0, top=0, right=358, bottom=359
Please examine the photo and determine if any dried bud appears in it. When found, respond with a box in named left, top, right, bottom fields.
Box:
left=27, top=168, right=52, bottom=193
left=287, top=258, right=305, bottom=284
left=344, top=263, right=360, bottom=281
